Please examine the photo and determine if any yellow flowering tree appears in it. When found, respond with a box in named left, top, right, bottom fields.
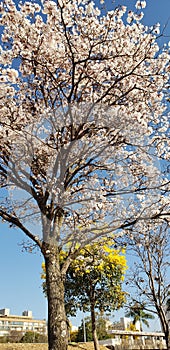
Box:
left=42, top=240, right=127, bottom=350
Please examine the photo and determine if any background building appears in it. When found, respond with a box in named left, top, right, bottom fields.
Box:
left=110, top=317, right=141, bottom=331
left=0, top=308, right=47, bottom=337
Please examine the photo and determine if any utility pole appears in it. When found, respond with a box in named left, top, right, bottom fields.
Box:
left=83, top=313, right=86, bottom=342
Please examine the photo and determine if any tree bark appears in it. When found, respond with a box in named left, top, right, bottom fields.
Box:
left=165, top=330, right=170, bottom=350
left=156, top=305, right=170, bottom=350
left=161, top=321, right=170, bottom=350
left=90, top=300, right=100, bottom=350
left=44, top=246, right=68, bottom=350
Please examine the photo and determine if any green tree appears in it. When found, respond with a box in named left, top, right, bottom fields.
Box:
left=96, top=316, right=111, bottom=341
left=76, top=315, right=111, bottom=343
left=0, top=337, right=8, bottom=344
left=125, top=303, right=154, bottom=331
left=20, top=331, right=48, bottom=343
left=77, top=317, right=93, bottom=343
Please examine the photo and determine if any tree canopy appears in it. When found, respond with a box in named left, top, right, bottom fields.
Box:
left=63, top=241, right=127, bottom=315
left=0, top=0, right=169, bottom=250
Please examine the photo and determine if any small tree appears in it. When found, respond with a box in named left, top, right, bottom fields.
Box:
left=126, top=222, right=170, bottom=348
left=20, top=331, right=48, bottom=343
left=77, top=315, right=111, bottom=343
left=77, top=317, right=93, bottom=343
left=63, top=241, right=127, bottom=350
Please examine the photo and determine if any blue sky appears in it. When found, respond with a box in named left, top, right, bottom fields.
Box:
left=0, top=224, right=47, bottom=320
left=106, top=0, right=170, bottom=27
left=0, top=0, right=170, bottom=329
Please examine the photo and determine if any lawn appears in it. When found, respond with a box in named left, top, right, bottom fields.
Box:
left=0, top=343, right=108, bottom=350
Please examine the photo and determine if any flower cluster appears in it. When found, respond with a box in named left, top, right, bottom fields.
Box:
left=135, top=1, right=147, bottom=9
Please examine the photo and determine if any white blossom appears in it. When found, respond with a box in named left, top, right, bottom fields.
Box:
left=0, top=0, right=169, bottom=249
left=86, top=2, right=94, bottom=15
left=6, top=68, right=19, bottom=83
left=135, top=1, right=147, bottom=9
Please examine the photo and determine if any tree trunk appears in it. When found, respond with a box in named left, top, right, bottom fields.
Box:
left=156, top=306, right=170, bottom=350
left=165, top=329, right=170, bottom=350
left=163, top=325, right=170, bottom=350
left=91, top=301, right=100, bottom=350
left=44, top=247, right=68, bottom=350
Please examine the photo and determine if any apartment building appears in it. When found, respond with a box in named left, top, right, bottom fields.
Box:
left=0, top=308, right=47, bottom=337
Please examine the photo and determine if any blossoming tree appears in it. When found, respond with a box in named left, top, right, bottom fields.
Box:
left=0, top=0, right=169, bottom=349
